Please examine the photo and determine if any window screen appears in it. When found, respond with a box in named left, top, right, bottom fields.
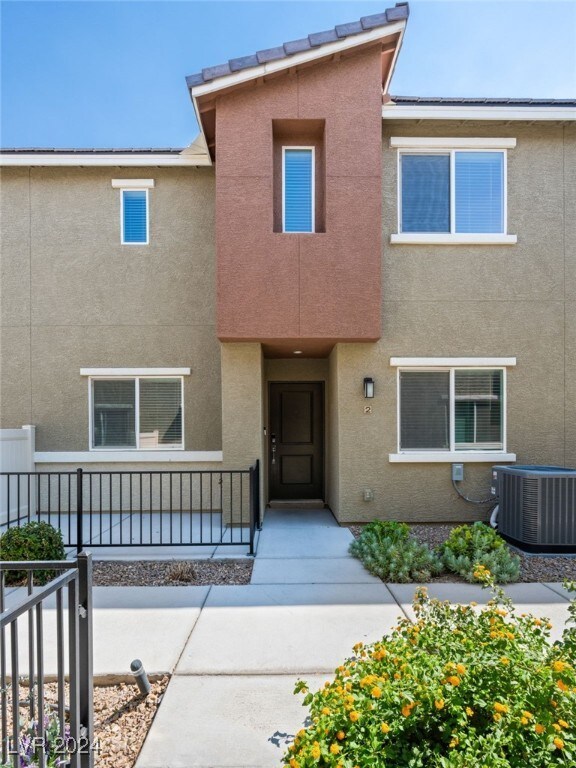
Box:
left=92, top=380, right=136, bottom=448
left=400, top=371, right=450, bottom=450
left=455, top=369, right=502, bottom=449
left=284, top=149, right=313, bottom=233
left=455, top=152, right=504, bottom=234
left=122, top=190, right=148, bottom=243
left=139, top=378, right=182, bottom=448
left=401, top=154, right=450, bottom=233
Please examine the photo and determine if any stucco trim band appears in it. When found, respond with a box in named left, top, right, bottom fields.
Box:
left=80, top=368, right=191, bottom=376
left=389, top=452, right=517, bottom=463
left=391, top=234, right=517, bottom=245
left=390, top=357, right=516, bottom=367
left=111, top=179, right=155, bottom=189
left=35, top=451, right=223, bottom=463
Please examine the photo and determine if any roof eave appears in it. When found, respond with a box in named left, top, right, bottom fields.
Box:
left=382, top=104, right=576, bottom=121
left=0, top=152, right=212, bottom=167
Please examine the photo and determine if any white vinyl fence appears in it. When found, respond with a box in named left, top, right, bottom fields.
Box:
left=0, top=425, right=35, bottom=525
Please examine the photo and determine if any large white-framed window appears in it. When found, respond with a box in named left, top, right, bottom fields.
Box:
left=389, top=357, right=516, bottom=463
left=390, top=138, right=517, bottom=245
left=282, top=146, right=315, bottom=233
left=111, top=179, right=154, bottom=245
left=85, top=370, right=186, bottom=450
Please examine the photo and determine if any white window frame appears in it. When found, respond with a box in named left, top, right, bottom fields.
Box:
left=391, top=138, right=516, bottom=245
left=282, top=146, right=315, bottom=234
left=120, top=188, right=150, bottom=245
left=390, top=363, right=516, bottom=463
left=88, top=374, right=185, bottom=451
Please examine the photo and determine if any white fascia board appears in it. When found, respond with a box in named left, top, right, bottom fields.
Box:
left=390, top=357, right=516, bottom=367
left=0, top=154, right=212, bottom=167
left=390, top=137, right=516, bottom=149
left=389, top=452, right=516, bottom=464
left=190, top=21, right=405, bottom=98
left=35, top=451, right=223, bottom=463
left=80, top=367, right=190, bottom=376
left=383, top=105, right=576, bottom=122
left=111, top=179, right=155, bottom=189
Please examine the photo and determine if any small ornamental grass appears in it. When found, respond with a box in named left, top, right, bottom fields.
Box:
left=349, top=521, right=443, bottom=583
left=440, top=522, right=521, bottom=584
left=284, top=572, right=576, bottom=768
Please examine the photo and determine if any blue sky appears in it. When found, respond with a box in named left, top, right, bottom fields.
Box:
left=1, top=0, right=575, bottom=148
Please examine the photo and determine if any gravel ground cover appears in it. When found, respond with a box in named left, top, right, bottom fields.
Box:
left=93, top=558, right=253, bottom=586
left=5, top=677, right=169, bottom=768
left=347, top=523, right=576, bottom=583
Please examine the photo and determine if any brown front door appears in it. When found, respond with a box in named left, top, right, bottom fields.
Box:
left=268, top=382, right=324, bottom=501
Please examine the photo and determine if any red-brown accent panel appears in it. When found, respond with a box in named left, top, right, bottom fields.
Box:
left=215, top=46, right=383, bottom=345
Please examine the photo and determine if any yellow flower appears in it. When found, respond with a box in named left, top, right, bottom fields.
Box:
left=330, top=744, right=341, bottom=755
left=336, top=730, right=345, bottom=741
left=535, top=724, right=545, bottom=735
left=311, top=743, right=321, bottom=760
left=522, top=711, right=533, bottom=720
left=402, top=704, right=413, bottom=717
left=557, top=680, right=569, bottom=692
left=289, top=759, right=300, bottom=768
left=381, top=722, right=391, bottom=734
left=554, top=738, right=565, bottom=750
left=554, top=660, right=568, bottom=673
left=493, top=713, right=502, bottom=722
left=500, top=657, right=510, bottom=665
left=521, top=717, right=529, bottom=725
left=349, top=710, right=359, bottom=722
left=446, top=675, right=461, bottom=687
left=371, top=686, right=382, bottom=699
left=456, top=663, right=466, bottom=676
left=435, top=699, right=445, bottom=710
left=449, top=737, right=459, bottom=748
left=559, top=719, right=569, bottom=729
left=553, top=723, right=562, bottom=731
left=466, top=707, right=474, bottom=717
left=321, top=707, right=330, bottom=716
left=493, top=702, right=508, bottom=714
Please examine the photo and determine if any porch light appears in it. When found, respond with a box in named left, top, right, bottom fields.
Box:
left=363, top=377, right=374, bottom=398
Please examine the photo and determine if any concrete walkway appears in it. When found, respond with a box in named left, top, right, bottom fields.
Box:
left=134, top=510, right=575, bottom=768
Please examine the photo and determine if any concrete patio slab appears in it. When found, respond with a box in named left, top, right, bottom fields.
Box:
left=89, top=545, right=216, bottom=560
left=136, top=674, right=325, bottom=768
left=6, top=586, right=210, bottom=677
left=251, top=557, right=380, bottom=584
left=261, top=509, right=338, bottom=528
left=256, top=526, right=354, bottom=559
left=544, top=582, right=576, bottom=601
left=388, top=582, right=572, bottom=642
left=176, top=583, right=400, bottom=675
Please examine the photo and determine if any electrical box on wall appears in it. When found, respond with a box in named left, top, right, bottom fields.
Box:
left=452, top=463, right=464, bottom=482
left=363, top=488, right=374, bottom=502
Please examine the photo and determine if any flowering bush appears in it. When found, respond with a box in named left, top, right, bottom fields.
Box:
left=284, top=573, right=576, bottom=767
left=440, top=522, right=520, bottom=584
left=0, top=709, right=69, bottom=767
left=349, top=521, right=443, bottom=583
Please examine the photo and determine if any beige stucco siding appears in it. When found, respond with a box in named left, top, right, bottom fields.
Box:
left=323, top=121, right=574, bottom=523
left=0, top=166, right=221, bottom=452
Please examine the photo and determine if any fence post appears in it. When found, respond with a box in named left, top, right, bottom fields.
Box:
left=76, top=468, right=83, bottom=555
left=77, top=551, right=94, bottom=768
left=249, top=465, right=255, bottom=556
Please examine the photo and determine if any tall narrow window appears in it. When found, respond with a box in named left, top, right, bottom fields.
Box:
left=283, top=147, right=314, bottom=233
left=122, top=189, right=148, bottom=244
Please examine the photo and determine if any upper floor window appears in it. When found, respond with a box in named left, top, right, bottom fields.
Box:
left=283, top=147, right=314, bottom=233
left=111, top=179, right=154, bottom=245
left=390, top=138, right=517, bottom=245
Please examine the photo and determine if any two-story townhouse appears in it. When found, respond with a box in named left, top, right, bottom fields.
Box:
left=1, top=3, right=575, bottom=525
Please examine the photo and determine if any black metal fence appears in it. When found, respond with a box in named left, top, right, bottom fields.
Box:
left=0, top=553, right=93, bottom=768
left=0, top=461, right=261, bottom=555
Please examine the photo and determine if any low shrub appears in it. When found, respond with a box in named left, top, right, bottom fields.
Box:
left=440, top=522, right=520, bottom=584
left=0, top=521, right=65, bottom=585
left=349, top=520, right=443, bottom=583
left=284, top=573, right=576, bottom=768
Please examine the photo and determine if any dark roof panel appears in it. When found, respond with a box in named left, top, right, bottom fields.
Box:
left=0, top=148, right=185, bottom=154
left=187, top=3, right=408, bottom=88
left=390, top=96, right=576, bottom=106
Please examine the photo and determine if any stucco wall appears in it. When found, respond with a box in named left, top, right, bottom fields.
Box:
left=329, top=121, right=575, bottom=523
left=0, top=166, right=221, bottom=453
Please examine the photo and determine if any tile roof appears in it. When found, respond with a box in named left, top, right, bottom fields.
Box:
left=390, top=96, right=576, bottom=107
left=186, top=3, right=409, bottom=88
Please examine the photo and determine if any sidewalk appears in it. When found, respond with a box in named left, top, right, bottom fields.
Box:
left=133, top=511, right=574, bottom=768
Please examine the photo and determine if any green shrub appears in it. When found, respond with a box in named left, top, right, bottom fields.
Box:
left=440, top=522, right=520, bottom=584
left=0, top=521, right=65, bottom=585
left=284, top=574, right=576, bottom=768
left=349, top=520, right=443, bottom=583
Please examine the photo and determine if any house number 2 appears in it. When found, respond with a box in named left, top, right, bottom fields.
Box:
left=364, top=405, right=372, bottom=414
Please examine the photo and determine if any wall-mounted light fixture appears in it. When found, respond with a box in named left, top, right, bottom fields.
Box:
left=363, top=377, right=374, bottom=399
